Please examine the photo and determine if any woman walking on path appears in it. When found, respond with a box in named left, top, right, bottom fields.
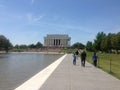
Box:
left=81, top=50, right=87, bottom=67
left=92, top=52, right=98, bottom=67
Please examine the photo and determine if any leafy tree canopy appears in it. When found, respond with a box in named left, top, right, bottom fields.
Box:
left=0, top=35, right=13, bottom=52
left=86, top=41, right=93, bottom=51
left=71, top=42, right=85, bottom=49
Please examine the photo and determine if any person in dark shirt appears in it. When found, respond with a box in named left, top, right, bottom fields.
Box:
left=75, top=49, right=79, bottom=60
left=81, top=50, right=86, bottom=67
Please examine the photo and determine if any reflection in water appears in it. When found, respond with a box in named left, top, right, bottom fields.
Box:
left=0, top=53, right=63, bottom=90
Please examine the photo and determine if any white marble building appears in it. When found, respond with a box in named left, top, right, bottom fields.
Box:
left=44, top=34, right=71, bottom=47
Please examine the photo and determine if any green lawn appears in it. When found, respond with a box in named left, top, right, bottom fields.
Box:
left=87, top=52, right=120, bottom=79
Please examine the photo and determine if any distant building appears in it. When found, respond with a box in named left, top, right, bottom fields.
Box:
left=44, top=34, right=71, bottom=47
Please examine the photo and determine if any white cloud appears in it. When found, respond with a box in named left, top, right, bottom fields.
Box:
left=26, top=13, right=44, bottom=23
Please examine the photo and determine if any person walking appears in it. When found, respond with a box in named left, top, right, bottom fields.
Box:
left=81, top=50, right=86, bottom=67
left=75, top=49, right=79, bottom=60
left=73, top=53, right=77, bottom=65
left=92, top=52, right=98, bottom=67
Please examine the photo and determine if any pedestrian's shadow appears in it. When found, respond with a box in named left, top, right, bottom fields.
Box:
left=84, top=66, right=92, bottom=68
left=72, top=63, right=93, bottom=68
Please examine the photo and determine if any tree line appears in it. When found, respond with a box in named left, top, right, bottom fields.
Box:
left=0, top=35, right=43, bottom=52
left=86, top=32, right=120, bottom=53
left=1, top=32, right=120, bottom=53
left=14, top=42, right=43, bottom=50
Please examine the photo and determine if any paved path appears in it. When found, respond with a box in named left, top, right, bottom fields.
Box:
left=39, top=54, right=120, bottom=90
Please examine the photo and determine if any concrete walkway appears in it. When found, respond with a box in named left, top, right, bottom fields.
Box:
left=39, top=54, right=120, bottom=90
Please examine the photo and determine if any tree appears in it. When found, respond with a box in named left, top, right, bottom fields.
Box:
left=94, top=32, right=106, bottom=51
left=106, top=33, right=113, bottom=53
left=116, top=32, right=120, bottom=50
left=111, top=34, right=117, bottom=50
left=28, top=44, right=36, bottom=48
left=86, top=41, right=93, bottom=51
left=35, top=42, right=43, bottom=48
left=111, top=32, right=120, bottom=53
left=19, top=45, right=28, bottom=49
left=100, top=36, right=108, bottom=52
left=0, top=35, right=13, bottom=52
left=71, top=42, right=85, bottom=49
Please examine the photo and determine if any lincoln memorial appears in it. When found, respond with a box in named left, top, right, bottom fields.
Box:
left=44, top=34, right=71, bottom=47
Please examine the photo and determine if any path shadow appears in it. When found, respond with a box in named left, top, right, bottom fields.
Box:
left=84, top=65, right=93, bottom=68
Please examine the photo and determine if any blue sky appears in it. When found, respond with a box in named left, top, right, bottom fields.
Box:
left=0, top=0, right=120, bottom=45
